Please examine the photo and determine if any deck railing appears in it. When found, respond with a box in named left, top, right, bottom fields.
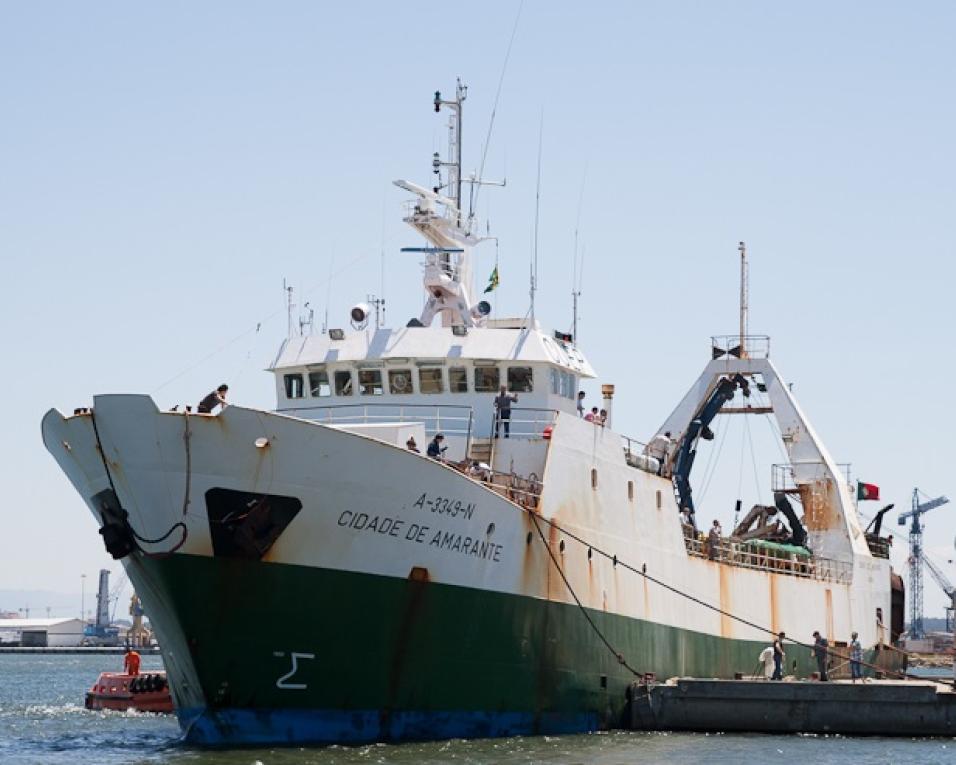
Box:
left=276, top=403, right=474, bottom=454
left=457, top=464, right=543, bottom=510
left=682, top=527, right=853, bottom=584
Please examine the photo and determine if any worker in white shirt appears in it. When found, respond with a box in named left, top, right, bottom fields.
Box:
left=647, top=430, right=673, bottom=475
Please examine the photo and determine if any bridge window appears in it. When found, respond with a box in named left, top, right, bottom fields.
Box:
left=419, top=367, right=444, bottom=394
left=474, top=366, right=500, bottom=392
left=550, top=368, right=560, bottom=395
left=563, top=372, right=576, bottom=399
left=358, top=369, right=384, bottom=396
left=308, top=370, right=331, bottom=397
left=334, top=370, right=353, bottom=396
left=449, top=367, right=468, bottom=393
left=508, top=366, right=534, bottom=392
left=284, top=374, right=304, bottom=399
left=388, top=369, right=413, bottom=394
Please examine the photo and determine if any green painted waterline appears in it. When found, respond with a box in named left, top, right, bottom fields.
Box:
left=142, top=554, right=895, bottom=726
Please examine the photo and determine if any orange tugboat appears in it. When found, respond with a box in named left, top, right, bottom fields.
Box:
left=85, top=651, right=173, bottom=713
left=85, top=670, right=173, bottom=713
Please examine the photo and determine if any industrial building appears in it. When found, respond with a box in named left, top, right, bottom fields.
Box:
left=0, top=617, right=85, bottom=647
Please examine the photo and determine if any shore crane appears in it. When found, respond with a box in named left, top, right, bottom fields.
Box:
left=922, top=556, right=956, bottom=633
left=898, top=489, right=950, bottom=639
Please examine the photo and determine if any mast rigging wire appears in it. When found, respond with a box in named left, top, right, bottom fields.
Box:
left=472, top=0, right=524, bottom=217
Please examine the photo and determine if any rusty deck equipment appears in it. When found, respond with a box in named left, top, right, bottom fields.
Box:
left=629, top=678, right=956, bottom=736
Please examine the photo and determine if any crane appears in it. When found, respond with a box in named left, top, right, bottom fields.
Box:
left=898, top=489, right=950, bottom=639
left=922, top=555, right=956, bottom=633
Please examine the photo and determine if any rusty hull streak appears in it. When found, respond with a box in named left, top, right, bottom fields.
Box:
left=383, top=568, right=431, bottom=720
left=799, top=479, right=841, bottom=531
left=769, top=573, right=780, bottom=635
left=718, top=563, right=732, bottom=638
left=825, top=588, right=834, bottom=640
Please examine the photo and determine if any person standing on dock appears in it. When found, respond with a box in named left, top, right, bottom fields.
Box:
left=772, top=632, right=786, bottom=680
left=849, top=631, right=864, bottom=682
left=812, top=631, right=829, bottom=681
left=124, top=649, right=141, bottom=677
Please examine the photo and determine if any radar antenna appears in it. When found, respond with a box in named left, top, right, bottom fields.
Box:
left=738, top=241, right=748, bottom=359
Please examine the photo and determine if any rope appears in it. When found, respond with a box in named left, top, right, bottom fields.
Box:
left=529, top=512, right=641, bottom=677
left=88, top=408, right=187, bottom=558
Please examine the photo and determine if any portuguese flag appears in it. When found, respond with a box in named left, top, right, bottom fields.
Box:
left=857, top=481, right=880, bottom=501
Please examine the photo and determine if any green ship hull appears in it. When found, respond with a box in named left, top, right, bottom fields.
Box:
left=139, top=553, right=877, bottom=744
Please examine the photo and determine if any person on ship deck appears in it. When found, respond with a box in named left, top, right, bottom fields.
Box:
left=197, top=384, right=228, bottom=414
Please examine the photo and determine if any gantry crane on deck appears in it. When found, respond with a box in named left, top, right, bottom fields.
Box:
left=898, top=489, right=950, bottom=639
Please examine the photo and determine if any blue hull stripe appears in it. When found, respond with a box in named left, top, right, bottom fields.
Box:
left=178, top=706, right=599, bottom=745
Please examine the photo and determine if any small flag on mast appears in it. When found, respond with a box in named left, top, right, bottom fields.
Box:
left=483, top=266, right=499, bottom=294
left=857, top=481, right=880, bottom=501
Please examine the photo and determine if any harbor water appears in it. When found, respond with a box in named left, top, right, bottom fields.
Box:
left=1, top=655, right=953, bottom=764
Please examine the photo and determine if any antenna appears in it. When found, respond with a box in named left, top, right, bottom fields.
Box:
left=299, top=301, right=315, bottom=336
left=738, top=241, right=748, bottom=359
left=283, top=279, right=295, bottom=339
left=366, top=294, right=386, bottom=330
left=530, top=112, right=543, bottom=323
left=322, top=250, right=335, bottom=335
left=571, top=164, right=587, bottom=345
left=433, top=79, right=467, bottom=217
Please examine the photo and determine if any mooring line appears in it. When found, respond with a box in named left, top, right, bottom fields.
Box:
left=529, top=512, right=641, bottom=677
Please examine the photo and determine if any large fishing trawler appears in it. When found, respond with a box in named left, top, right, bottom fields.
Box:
left=42, top=82, right=903, bottom=745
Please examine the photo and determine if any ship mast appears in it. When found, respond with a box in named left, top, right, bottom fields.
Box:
left=738, top=241, right=748, bottom=359
left=433, top=79, right=467, bottom=223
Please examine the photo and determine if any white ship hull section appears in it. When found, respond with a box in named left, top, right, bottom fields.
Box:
left=42, top=394, right=891, bottom=659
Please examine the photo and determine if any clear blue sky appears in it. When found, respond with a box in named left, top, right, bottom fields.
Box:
left=2, top=1, right=954, bottom=619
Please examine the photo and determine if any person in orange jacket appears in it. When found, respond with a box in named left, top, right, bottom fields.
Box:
left=124, top=649, right=141, bottom=676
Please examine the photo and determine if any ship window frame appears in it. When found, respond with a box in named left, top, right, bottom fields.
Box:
left=550, top=367, right=561, bottom=395
left=563, top=372, right=576, bottom=399
left=418, top=366, right=444, bottom=394
left=284, top=373, right=304, bottom=399
left=334, top=369, right=354, bottom=397
left=388, top=368, right=413, bottom=395
left=308, top=369, right=331, bottom=398
left=449, top=366, right=469, bottom=393
left=474, top=365, right=500, bottom=392
left=358, top=369, right=384, bottom=396
left=508, top=366, right=534, bottom=393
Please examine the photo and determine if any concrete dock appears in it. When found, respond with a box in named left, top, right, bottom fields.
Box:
left=629, top=678, right=956, bottom=737
left=0, top=646, right=161, bottom=655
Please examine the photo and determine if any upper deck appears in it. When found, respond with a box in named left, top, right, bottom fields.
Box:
left=268, top=321, right=596, bottom=438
